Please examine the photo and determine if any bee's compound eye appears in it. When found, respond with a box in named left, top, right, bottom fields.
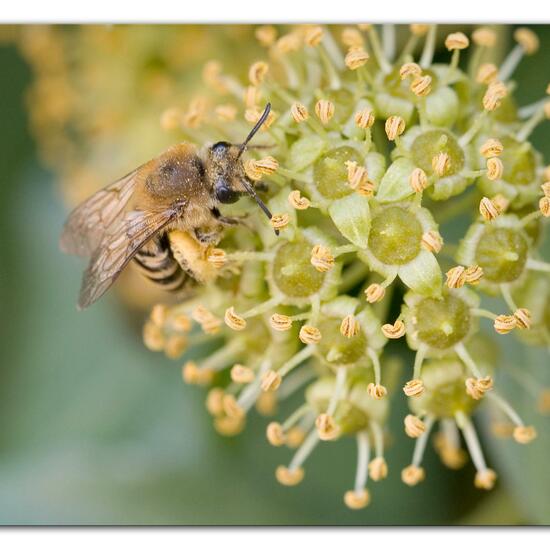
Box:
left=211, top=141, right=231, bottom=159
left=215, top=180, right=240, bottom=204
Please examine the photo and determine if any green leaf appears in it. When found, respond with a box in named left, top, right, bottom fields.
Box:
left=328, top=193, right=371, bottom=248
left=376, top=157, right=416, bottom=203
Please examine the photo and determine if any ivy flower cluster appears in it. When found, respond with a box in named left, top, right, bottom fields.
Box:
left=22, top=24, right=550, bottom=510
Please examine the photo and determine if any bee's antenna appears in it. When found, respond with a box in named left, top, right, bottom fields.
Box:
left=237, top=103, right=271, bottom=159
left=241, top=178, right=279, bottom=236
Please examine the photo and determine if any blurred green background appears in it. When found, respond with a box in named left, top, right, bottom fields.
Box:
left=0, top=24, right=549, bottom=525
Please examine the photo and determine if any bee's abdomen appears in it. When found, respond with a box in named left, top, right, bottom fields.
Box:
left=133, top=235, right=192, bottom=292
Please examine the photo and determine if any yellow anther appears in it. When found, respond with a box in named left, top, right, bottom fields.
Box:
left=367, top=383, right=387, bottom=400
left=345, top=47, right=370, bottom=70
left=340, top=314, right=360, bottom=338
left=474, top=469, right=497, bottom=490
left=230, top=364, right=255, bottom=384
left=215, top=104, right=237, bottom=122
left=401, top=465, right=425, bottom=486
left=381, top=320, right=406, bottom=339
left=403, top=379, right=425, bottom=397
left=479, top=196, right=501, bottom=221
left=365, top=283, right=385, bottom=303
left=514, top=27, right=539, bottom=55
left=224, top=307, right=247, bottom=331
left=410, top=24, right=429, bottom=36
left=404, top=414, right=426, bottom=438
left=476, top=62, right=498, bottom=85
left=513, top=425, right=537, bottom=444
left=354, top=107, right=375, bottom=129
left=299, top=325, right=322, bottom=345
left=421, top=230, right=443, bottom=253
left=385, top=115, right=406, bottom=141
left=315, top=413, right=341, bottom=441
left=446, top=265, right=467, bottom=289
left=432, top=152, right=451, bottom=177
left=143, top=322, right=165, bottom=351
left=290, top=101, right=309, bottom=123
left=205, top=388, right=225, bottom=416
left=494, top=314, right=517, bottom=334
left=266, top=422, right=286, bottom=446
left=304, top=25, right=324, bottom=47
left=288, top=189, right=311, bottom=210
left=248, top=61, right=269, bottom=86
left=445, top=32, right=469, bottom=50
left=310, top=244, right=335, bottom=272
left=269, top=313, right=293, bottom=332
left=315, top=99, right=335, bottom=124
left=410, top=75, right=432, bottom=97
left=486, top=157, right=504, bottom=181
left=472, top=27, right=497, bottom=48
left=270, top=213, right=290, bottom=231
left=275, top=466, right=304, bottom=486
left=261, top=369, right=282, bottom=392
left=206, top=248, right=227, bottom=269
left=344, top=489, right=370, bottom=510
left=341, top=27, right=364, bottom=49
left=255, top=25, right=277, bottom=47
left=160, top=107, right=182, bottom=131
left=368, top=457, right=388, bottom=481
left=483, top=81, right=508, bottom=111
left=465, top=376, right=494, bottom=400
left=399, top=62, right=422, bottom=80
left=345, top=160, right=369, bottom=190
left=480, top=138, right=504, bottom=158
left=514, top=308, right=532, bottom=329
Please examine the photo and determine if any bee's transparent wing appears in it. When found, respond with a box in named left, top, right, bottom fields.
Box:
left=60, top=168, right=140, bottom=258
left=78, top=203, right=185, bottom=309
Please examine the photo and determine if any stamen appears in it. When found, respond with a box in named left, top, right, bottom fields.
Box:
left=400, top=62, right=422, bottom=80
left=224, top=307, right=247, bottom=331
left=483, top=81, right=508, bottom=111
left=222, top=393, right=245, bottom=419
left=480, top=138, right=504, bottom=158
left=367, top=348, right=385, bottom=392
left=465, top=376, right=494, bottom=400
left=260, top=369, right=282, bottom=392
left=279, top=345, right=316, bottom=377
left=368, top=420, right=388, bottom=481
left=345, top=160, right=369, bottom=190
left=315, top=413, right=340, bottom=441
left=404, top=414, right=426, bottom=438
left=143, top=322, right=165, bottom=352
left=275, top=465, right=305, bottom=486
left=513, top=425, right=537, bottom=444
left=230, top=364, right=255, bottom=384
left=206, top=248, right=227, bottom=269
left=366, top=25, right=392, bottom=73
left=419, top=24, right=437, bottom=68
left=266, top=422, right=286, bottom=446
left=206, top=388, right=225, bottom=416
left=385, top=115, right=406, bottom=141
left=472, top=27, right=497, bottom=48
left=494, top=314, right=517, bottom=334
left=248, top=61, right=269, bottom=86
left=290, top=101, right=309, bottom=123
left=304, top=25, right=324, bottom=48
left=421, top=230, right=443, bottom=253
left=464, top=265, right=484, bottom=285
left=410, top=75, right=432, bottom=97
left=340, top=314, right=360, bottom=338
left=476, top=62, right=498, bottom=85
left=270, top=313, right=293, bottom=332
left=288, top=189, right=311, bottom=210
left=344, top=47, right=370, bottom=70
left=479, top=196, right=501, bottom=221
left=432, top=152, right=451, bottom=177
left=455, top=342, right=483, bottom=378
left=344, top=430, right=371, bottom=510
left=403, top=379, right=425, bottom=397
left=270, top=213, right=290, bottom=231
left=434, top=419, right=467, bottom=469
left=382, top=24, right=396, bottom=62
left=355, top=107, right=376, bottom=129
left=456, top=410, right=496, bottom=490
left=341, top=27, right=364, bottom=49
left=402, top=415, right=435, bottom=486
left=527, top=258, right=550, bottom=273
left=255, top=25, right=277, bottom=48
left=446, top=265, right=467, bottom=288
left=540, top=196, right=550, bottom=217
left=516, top=102, right=549, bottom=142
left=160, top=107, right=182, bottom=131
left=285, top=427, right=321, bottom=479
left=310, top=244, right=335, bottom=272
left=486, top=157, right=504, bottom=180
left=514, top=308, right=532, bottom=329
left=382, top=320, right=406, bottom=339
left=192, top=305, right=222, bottom=334
left=315, top=99, right=335, bottom=125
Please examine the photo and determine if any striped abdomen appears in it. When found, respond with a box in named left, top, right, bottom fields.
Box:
left=133, top=234, right=191, bottom=292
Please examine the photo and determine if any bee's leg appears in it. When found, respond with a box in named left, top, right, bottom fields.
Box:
left=211, top=207, right=249, bottom=228
left=194, top=226, right=223, bottom=244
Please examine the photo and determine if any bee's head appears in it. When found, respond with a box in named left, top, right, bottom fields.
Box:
left=206, top=104, right=277, bottom=233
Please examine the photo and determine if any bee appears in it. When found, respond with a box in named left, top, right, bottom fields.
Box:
left=61, top=103, right=276, bottom=310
